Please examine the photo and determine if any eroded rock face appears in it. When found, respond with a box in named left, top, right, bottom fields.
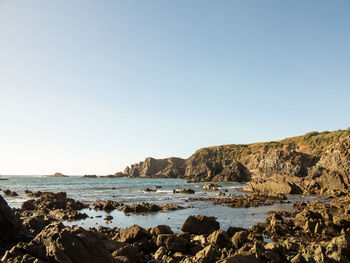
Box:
left=123, top=157, right=186, bottom=178
left=0, top=195, right=32, bottom=257
left=185, top=158, right=251, bottom=183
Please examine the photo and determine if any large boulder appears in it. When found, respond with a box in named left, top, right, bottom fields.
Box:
left=181, top=215, right=220, bottom=234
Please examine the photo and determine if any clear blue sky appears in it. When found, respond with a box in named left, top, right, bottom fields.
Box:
left=0, top=0, right=349, bottom=175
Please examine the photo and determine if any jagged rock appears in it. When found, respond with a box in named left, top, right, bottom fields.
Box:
left=231, top=230, right=248, bottom=249
left=181, top=188, right=195, bottom=194
left=25, top=190, right=43, bottom=198
left=1, top=222, right=115, bottom=263
left=21, top=192, right=88, bottom=222
left=123, top=157, right=186, bottom=178
left=207, top=230, right=230, bottom=248
left=181, top=215, right=220, bottom=234
left=217, top=252, right=259, bottom=263
left=195, top=245, right=217, bottom=263
left=93, top=200, right=123, bottom=211
left=156, top=234, right=189, bottom=252
left=22, top=192, right=87, bottom=212
left=144, top=188, right=156, bottom=192
left=3, top=190, right=18, bottom=197
left=150, top=225, right=173, bottom=235
left=23, top=215, right=56, bottom=235
left=118, top=202, right=162, bottom=213
left=326, top=234, right=350, bottom=262
left=202, top=184, right=220, bottom=191
left=111, top=244, right=141, bottom=263
left=118, top=225, right=151, bottom=243
left=226, top=227, right=246, bottom=237
left=163, top=203, right=184, bottom=211
left=0, top=195, right=33, bottom=257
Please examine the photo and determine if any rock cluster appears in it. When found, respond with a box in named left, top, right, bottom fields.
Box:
left=21, top=192, right=88, bottom=221
left=3, top=189, right=18, bottom=197
left=2, top=189, right=350, bottom=262
left=190, top=193, right=288, bottom=208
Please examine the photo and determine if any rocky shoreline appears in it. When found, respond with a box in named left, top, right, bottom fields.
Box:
left=1, top=187, right=350, bottom=262
left=118, top=129, right=350, bottom=197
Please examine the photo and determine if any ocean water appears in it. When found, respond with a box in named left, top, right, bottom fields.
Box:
left=0, top=176, right=314, bottom=232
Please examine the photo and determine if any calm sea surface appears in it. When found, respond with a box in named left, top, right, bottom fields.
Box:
left=0, top=176, right=316, bottom=232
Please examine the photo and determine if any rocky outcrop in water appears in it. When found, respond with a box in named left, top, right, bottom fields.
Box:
left=21, top=192, right=88, bottom=221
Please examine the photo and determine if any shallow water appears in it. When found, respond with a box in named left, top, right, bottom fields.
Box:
left=0, top=176, right=319, bottom=232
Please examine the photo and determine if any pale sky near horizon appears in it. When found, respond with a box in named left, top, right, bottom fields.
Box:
left=0, top=0, right=349, bottom=175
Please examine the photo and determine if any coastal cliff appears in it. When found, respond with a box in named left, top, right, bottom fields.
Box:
left=120, top=128, right=350, bottom=196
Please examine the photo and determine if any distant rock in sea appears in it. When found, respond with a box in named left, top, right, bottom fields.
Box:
left=83, top=175, right=98, bottom=178
left=100, top=172, right=126, bottom=178
left=44, top=172, right=68, bottom=178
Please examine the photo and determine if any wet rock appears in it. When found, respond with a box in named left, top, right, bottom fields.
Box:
left=22, top=192, right=87, bottom=212
left=118, top=202, right=162, bottom=214
left=25, top=190, right=43, bottom=198
left=83, top=175, right=98, bottom=178
left=181, top=188, right=195, bottom=194
left=48, top=209, right=88, bottom=221
left=202, top=184, right=220, bottom=191
left=93, top=200, right=123, bottom=211
left=181, top=215, right=220, bottom=234
left=163, top=203, right=185, bottom=211
left=3, top=190, right=18, bottom=197
left=144, top=188, right=156, bottom=192
left=105, top=215, right=113, bottom=221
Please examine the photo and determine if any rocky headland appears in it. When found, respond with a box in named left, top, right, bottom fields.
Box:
left=120, top=128, right=350, bottom=197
